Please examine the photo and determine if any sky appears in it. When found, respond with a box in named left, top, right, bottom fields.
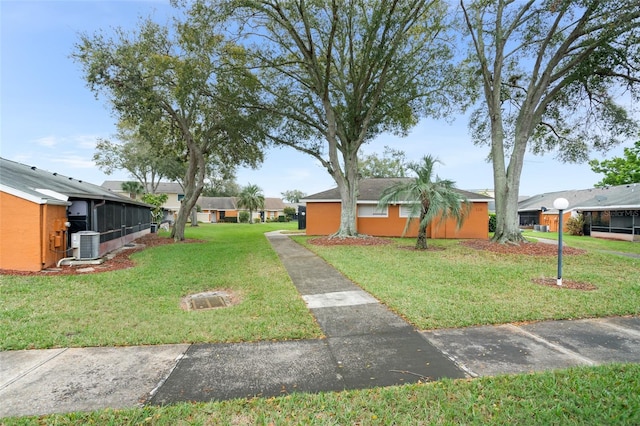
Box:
left=1, top=0, right=636, bottom=199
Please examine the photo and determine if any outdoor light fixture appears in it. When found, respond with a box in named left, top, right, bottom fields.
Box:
left=553, top=197, right=569, bottom=286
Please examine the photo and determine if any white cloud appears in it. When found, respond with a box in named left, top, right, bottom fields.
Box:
left=50, top=154, right=96, bottom=169
left=74, top=134, right=101, bottom=149
left=35, top=136, right=58, bottom=147
left=31, top=134, right=102, bottom=150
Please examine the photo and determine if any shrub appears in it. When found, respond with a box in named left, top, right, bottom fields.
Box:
left=488, top=213, right=497, bottom=233
left=142, top=193, right=168, bottom=223
left=239, top=211, right=250, bottom=223
left=278, top=215, right=287, bottom=222
left=283, top=206, right=296, bottom=220
left=566, top=214, right=585, bottom=236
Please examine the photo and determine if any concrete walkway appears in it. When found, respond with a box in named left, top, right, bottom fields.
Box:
left=1, top=231, right=639, bottom=418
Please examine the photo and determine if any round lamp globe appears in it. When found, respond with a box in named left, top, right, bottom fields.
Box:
left=553, top=197, right=569, bottom=210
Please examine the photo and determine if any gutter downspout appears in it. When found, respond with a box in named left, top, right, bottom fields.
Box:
left=91, top=199, right=107, bottom=231
left=92, top=199, right=107, bottom=258
left=40, top=204, right=45, bottom=269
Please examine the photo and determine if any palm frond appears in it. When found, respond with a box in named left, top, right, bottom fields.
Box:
left=377, top=155, right=469, bottom=239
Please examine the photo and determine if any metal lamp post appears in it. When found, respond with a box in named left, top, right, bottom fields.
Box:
left=553, top=197, right=569, bottom=286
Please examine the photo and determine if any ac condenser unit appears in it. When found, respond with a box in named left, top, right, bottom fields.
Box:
left=71, top=231, right=100, bottom=260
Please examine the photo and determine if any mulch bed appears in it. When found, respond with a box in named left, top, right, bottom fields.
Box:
left=530, top=277, right=597, bottom=291
left=0, top=233, right=196, bottom=276
left=460, top=239, right=587, bottom=256
left=309, top=236, right=587, bottom=256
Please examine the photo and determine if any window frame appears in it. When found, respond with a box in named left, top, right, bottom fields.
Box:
left=357, top=204, right=389, bottom=218
left=399, top=204, right=420, bottom=218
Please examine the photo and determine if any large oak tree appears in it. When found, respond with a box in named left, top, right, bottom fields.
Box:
left=461, top=0, right=640, bottom=243
left=74, top=18, right=267, bottom=240
left=187, top=0, right=459, bottom=236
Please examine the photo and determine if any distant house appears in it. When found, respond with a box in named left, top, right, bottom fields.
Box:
left=1, top=158, right=152, bottom=272
left=198, top=197, right=238, bottom=222
left=101, top=180, right=184, bottom=220
left=102, top=181, right=288, bottom=224
left=518, top=184, right=640, bottom=241
left=302, top=178, right=493, bottom=239
left=197, top=196, right=286, bottom=223
left=261, top=198, right=287, bottom=222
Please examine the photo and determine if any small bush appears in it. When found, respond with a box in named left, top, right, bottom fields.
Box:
left=222, top=216, right=238, bottom=223
left=278, top=215, right=287, bottom=222
left=239, top=211, right=250, bottom=223
left=566, top=214, right=585, bottom=236
left=488, top=213, right=497, bottom=233
left=283, top=206, right=296, bottom=220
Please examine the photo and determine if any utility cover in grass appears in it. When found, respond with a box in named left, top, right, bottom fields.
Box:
left=181, top=290, right=237, bottom=311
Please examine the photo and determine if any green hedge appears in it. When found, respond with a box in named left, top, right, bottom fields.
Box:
left=239, top=211, right=250, bottom=223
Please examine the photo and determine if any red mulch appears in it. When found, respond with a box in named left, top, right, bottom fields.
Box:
left=309, top=236, right=587, bottom=256
left=460, top=239, right=587, bottom=256
left=531, top=277, right=597, bottom=291
left=0, top=233, right=196, bottom=276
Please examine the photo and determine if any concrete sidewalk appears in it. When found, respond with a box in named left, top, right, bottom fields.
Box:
left=1, top=231, right=639, bottom=418
left=148, top=232, right=465, bottom=406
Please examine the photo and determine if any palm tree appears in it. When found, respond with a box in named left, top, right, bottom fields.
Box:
left=237, top=183, right=265, bottom=224
left=121, top=181, right=145, bottom=199
left=378, top=155, right=469, bottom=250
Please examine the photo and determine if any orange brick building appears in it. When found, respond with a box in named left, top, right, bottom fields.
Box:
left=303, top=178, right=492, bottom=239
left=1, top=158, right=152, bottom=272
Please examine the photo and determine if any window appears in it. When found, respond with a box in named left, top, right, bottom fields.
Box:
left=591, top=211, right=610, bottom=227
left=519, top=212, right=539, bottom=226
left=588, top=210, right=639, bottom=234
left=177, top=194, right=185, bottom=201
left=399, top=204, right=420, bottom=218
left=358, top=204, right=388, bottom=217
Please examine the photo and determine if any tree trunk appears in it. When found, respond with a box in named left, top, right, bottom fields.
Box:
left=172, top=203, right=189, bottom=241
left=333, top=148, right=359, bottom=237
left=492, top=184, right=525, bottom=243
left=173, top=191, right=203, bottom=239
left=415, top=226, right=428, bottom=249
left=415, top=201, right=429, bottom=249
left=171, top=141, right=206, bottom=241
left=492, top=128, right=528, bottom=244
left=335, top=177, right=358, bottom=236
left=190, top=207, right=198, bottom=227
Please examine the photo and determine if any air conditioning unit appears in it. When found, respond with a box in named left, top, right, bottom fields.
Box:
left=71, top=231, right=100, bottom=260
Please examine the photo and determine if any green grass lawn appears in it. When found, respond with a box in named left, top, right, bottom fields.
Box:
left=0, top=222, right=321, bottom=350
left=2, top=225, right=639, bottom=424
left=2, top=225, right=638, bottom=347
left=4, top=363, right=639, bottom=425
left=295, top=235, right=640, bottom=330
